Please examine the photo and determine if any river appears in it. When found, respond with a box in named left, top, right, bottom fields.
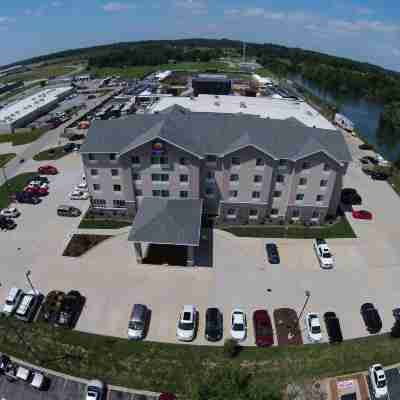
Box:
left=290, top=75, right=400, bottom=162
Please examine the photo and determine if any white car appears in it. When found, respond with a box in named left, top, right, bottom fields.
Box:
left=176, top=305, right=197, bottom=342
left=86, top=379, right=105, bottom=400
left=69, top=190, right=89, bottom=200
left=230, top=309, right=247, bottom=342
left=30, top=371, right=45, bottom=389
left=304, top=312, right=322, bottom=342
left=313, top=238, right=334, bottom=269
left=3, top=287, right=24, bottom=314
left=76, top=181, right=88, bottom=191
left=369, top=364, right=388, bottom=398
left=0, top=207, right=20, bottom=218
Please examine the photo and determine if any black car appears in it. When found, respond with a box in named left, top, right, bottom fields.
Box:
left=31, top=175, right=50, bottom=184
left=0, top=354, right=11, bottom=373
left=0, top=216, right=16, bottom=231
left=371, top=171, right=389, bottom=181
left=341, top=188, right=362, bottom=205
left=265, top=243, right=280, bottom=264
left=39, top=290, right=66, bottom=324
left=56, top=290, right=85, bottom=328
left=63, top=143, right=76, bottom=153
left=205, top=307, right=223, bottom=342
left=360, top=303, right=382, bottom=334
left=15, top=192, right=40, bottom=204
left=324, top=312, right=343, bottom=343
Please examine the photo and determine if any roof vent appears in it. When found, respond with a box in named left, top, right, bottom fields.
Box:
left=240, top=101, right=246, bottom=108
left=214, top=101, right=220, bottom=106
left=215, top=95, right=219, bottom=99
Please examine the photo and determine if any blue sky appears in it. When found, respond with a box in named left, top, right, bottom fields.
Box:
left=1, top=0, right=400, bottom=70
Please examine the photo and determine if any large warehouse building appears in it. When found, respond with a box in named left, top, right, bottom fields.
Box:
left=0, top=86, right=73, bottom=133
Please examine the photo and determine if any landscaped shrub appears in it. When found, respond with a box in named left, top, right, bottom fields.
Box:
left=223, top=338, right=241, bottom=358
left=391, top=320, right=400, bottom=338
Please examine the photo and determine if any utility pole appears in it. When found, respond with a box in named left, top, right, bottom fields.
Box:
left=298, top=290, right=311, bottom=322
left=25, top=270, right=36, bottom=294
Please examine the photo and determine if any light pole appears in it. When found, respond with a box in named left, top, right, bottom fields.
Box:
left=25, top=270, right=36, bottom=294
left=298, top=290, right=311, bottom=322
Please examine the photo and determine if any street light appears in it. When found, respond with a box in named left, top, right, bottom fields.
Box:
left=298, top=290, right=311, bottom=322
left=25, top=270, right=36, bottom=294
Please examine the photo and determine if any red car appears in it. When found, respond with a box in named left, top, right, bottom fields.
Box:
left=159, top=394, right=176, bottom=400
left=253, top=309, right=274, bottom=347
left=24, top=185, right=48, bottom=196
left=38, top=165, right=58, bottom=175
left=352, top=210, right=373, bottom=220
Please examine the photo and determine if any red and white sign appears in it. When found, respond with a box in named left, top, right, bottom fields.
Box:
left=337, top=380, right=354, bottom=390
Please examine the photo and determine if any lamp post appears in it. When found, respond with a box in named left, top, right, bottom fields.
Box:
left=25, top=270, right=36, bottom=294
left=298, top=290, right=311, bottom=322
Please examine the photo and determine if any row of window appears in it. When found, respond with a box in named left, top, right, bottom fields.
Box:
left=93, top=184, right=121, bottom=192
left=294, top=194, right=325, bottom=202
left=226, top=208, right=320, bottom=219
left=91, top=199, right=126, bottom=208
left=132, top=173, right=189, bottom=183
left=134, top=189, right=189, bottom=198
left=91, top=168, right=119, bottom=177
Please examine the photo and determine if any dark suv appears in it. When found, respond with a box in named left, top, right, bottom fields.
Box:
left=15, top=192, right=40, bottom=204
left=0, top=216, right=16, bottom=231
left=360, top=303, right=382, bottom=334
left=56, top=290, right=85, bottom=328
left=205, top=307, right=223, bottom=342
left=341, top=188, right=362, bottom=205
left=265, top=243, right=280, bottom=264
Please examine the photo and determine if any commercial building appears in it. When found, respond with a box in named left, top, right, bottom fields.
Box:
left=149, top=94, right=335, bottom=130
left=0, top=86, right=73, bottom=133
left=192, top=74, right=232, bottom=96
left=80, top=104, right=351, bottom=251
left=0, top=65, right=29, bottom=78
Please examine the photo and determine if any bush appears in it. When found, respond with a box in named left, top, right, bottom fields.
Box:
left=223, top=338, right=241, bottom=358
left=391, top=320, right=400, bottom=338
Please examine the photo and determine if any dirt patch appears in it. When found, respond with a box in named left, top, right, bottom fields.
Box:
left=63, top=234, right=111, bottom=257
left=273, top=308, right=303, bottom=346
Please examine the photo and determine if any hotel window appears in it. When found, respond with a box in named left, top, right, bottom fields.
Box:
left=151, top=173, right=169, bottom=182
left=231, top=157, right=240, bottom=166
left=273, top=191, right=281, bottom=198
left=131, top=156, right=140, bottom=165
left=249, top=209, right=258, bottom=217
left=316, top=194, right=324, bottom=202
left=152, top=190, right=161, bottom=197
left=92, top=199, right=106, bottom=207
left=312, top=210, right=320, bottom=219
left=227, top=208, right=237, bottom=218
left=180, top=174, right=189, bottom=183
left=252, top=191, right=261, bottom=199
left=254, top=175, right=263, bottom=184
left=113, top=200, right=126, bottom=208
left=109, top=153, right=116, bottom=161
left=299, top=177, right=307, bottom=186
left=111, top=169, right=119, bottom=176
left=230, top=174, right=239, bottom=182
left=292, top=209, right=300, bottom=218
left=180, top=157, right=189, bottom=165
left=278, top=159, right=287, bottom=166
left=206, top=171, right=215, bottom=181
left=133, top=173, right=141, bottom=181
left=180, top=190, right=189, bottom=198
left=270, top=208, right=279, bottom=215
left=276, top=174, right=285, bottom=183
left=90, top=169, right=98, bottom=176
left=206, top=155, right=217, bottom=166
left=151, top=156, right=168, bottom=165
left=135, top=189, right=143, bottom=196
left=229, top=190, right=238, bottom=199
left=256, top=158, right=265, bottom=167
left=161, top=190, right=169, bottom=198
left=88, top=153, right=95, bottom=161
left=323, top=164, right=331, bottom=172
left=296, top=193, right=304, bottom=201
left=93, top=183, right=101, bottom=191
left=320, top=179, right=328, bottom=187
left=113, top=184, right=122, bottom=192
left=302, top=162, right=311, bottom=170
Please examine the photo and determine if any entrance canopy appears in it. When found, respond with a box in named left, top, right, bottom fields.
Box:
left=128, top=198, right=203, bottom=246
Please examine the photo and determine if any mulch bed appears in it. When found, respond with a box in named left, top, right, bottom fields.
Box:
left=143, top=244, right=187, bottom=266
left=273, top=308, right=303, bottom=345
left=63, top=234, right=111, bottom=257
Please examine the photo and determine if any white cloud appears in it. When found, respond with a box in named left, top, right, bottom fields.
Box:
left=329, top=19, right=400, bottom=34
left=224, top=7, right=304, bottom=22
left=101, top=2, right=136, bottom=12
left=175, top=0, right=207, bottom=15
left=0, top=16, right=16, bottom=23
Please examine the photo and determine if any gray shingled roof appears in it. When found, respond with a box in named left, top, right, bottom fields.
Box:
left=80, top=105, right=352, bottom=162
left=128, top=198, right=203, bottom=246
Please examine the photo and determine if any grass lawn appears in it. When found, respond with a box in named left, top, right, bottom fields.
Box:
left=78, top=219, right=132, bottom=229
left=219, top=217, right=356, bottom=239
left=0, top=128, right=48, bottom=146
left=33, top=146, right=66, bottom=161
left=0, top=172, right=36, bottom=208
left=1, top=316, right=400, bottom=397
left=0, top=153, right=16, bottom=167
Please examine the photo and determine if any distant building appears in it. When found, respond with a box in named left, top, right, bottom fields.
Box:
left=252, top=74, right=274, bottom=90
left=239, top=62, right=261, bottom=72
left=0, top=86, right=73, bottom=133
left=192, top=74, right=232, bottom=96
left=0, top=65, right=29, bottom=78
left=0, top=81, right=23, bottom=95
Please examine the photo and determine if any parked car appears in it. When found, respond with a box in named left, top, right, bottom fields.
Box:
left=253, top=309, right=274, bottom=347
left=3, top=287, right=24, bottom=315
left=24, top=185, right=48, bottom=196
left=324, top=312, right=343, bottom=343
left=0, top=216, right=16, bottom=231
left=37, top=165, right=58, bottom=175
left=360, top=156, right=378, bottom=165
left=75, top=181, right=88, bottom=191
left=40, top=290, right=66, bottom=324
left=176, top=305, right=197, bottom=342
left=352, top=210, right=373, bottom=220
left=230, top=309, right=247, bottom=342
left=15, top=291, right=43, bottom=322
left=265, top=243, right=280, bottom=264
left=127, top=304, right=148, bottom=340
left=341, top=188, right=362, bottom=205
left=0, top=354, right=11, bottom=373
left=56, top=290, right=85, bottom=328
left=30, top=370, right=46, bottom=390
left=205, top=307, right=223, bottom=342
left=368, top=364, right=388, bottom=399
left=360, top=303, right=382, bottom=334
left=86, top=379, right=105, bottom=400
left=371, top=171, right=389, bottom=181
left=313, top=238, right=334, bottom=269
left=0, top=207, right=20, bottom=218
left=16, top=366, right=32, bottom=382
left=29, top=180, right=49, bottom=190
left=15, top=192, right=40, bottom=204
left=57, top=205, right=81, bottom=217
left=304, top=312, right=322, bottom=342
left=69, top=190, right=89, bottom=200
left=63, top=143, right=76, bottom=153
